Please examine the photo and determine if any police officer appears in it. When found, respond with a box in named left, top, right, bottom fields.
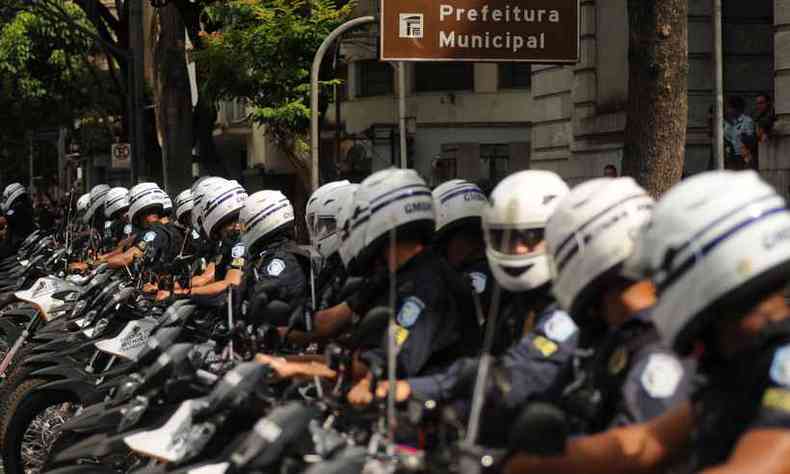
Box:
left=503, top=178, right=754, bottom=474
left=96, top=187, right=133, bottom=259
left=349, top=172, right=579, bottom=444
left=542, top=177, right=692, bottom=435
left=0, top=183, right=36, bottom=259
left=346, top=168, right=482, bottom=377
left=162, top=179, right=247, bottom=299
left=239, top=190, right=307, bottom=324
left=106, top=183, right=176, bottom=270
left=306, top=180, right=356, bottom=310
left=185, top=177, right=231, bottom=288
left=431, top=179, right=494, bottom=324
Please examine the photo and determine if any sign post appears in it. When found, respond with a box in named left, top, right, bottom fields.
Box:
left=381, top=0, right=579, bottom=63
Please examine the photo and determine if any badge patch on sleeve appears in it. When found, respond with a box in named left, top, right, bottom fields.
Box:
left=124, top=224, right=133, bottom=235
left=231, top=244, right=246, bottom=259
left=468, top=272, right=487, bottom=294
left=542, top=311, right=577, bottom=343
left=192, top=229, right=200, bottom=239
left=640, top=353, right=683, bottom=398
left=397, top=296, right=425, bottom=328
left=143, top=231, right=156, bottom=242
left=770, top=345, right=790, bottom=388
left=266, top=258, right=286, bottom=276
left=104, top=221, right=112, bottom=230
left=762, top=387, right=790, bottom=413
left=396, top=327, right=410, bottom=346
left=532, top=336, right=558, bottom=357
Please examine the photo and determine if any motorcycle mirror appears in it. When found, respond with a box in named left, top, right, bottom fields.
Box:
left=508, top=402, right=568, bottom=456
left=338, top=277, right=364, bottom=301
left=350, top=306, right=391, bottom=349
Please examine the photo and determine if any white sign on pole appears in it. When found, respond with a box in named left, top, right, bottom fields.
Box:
left=111, top=143, right=131, bottom=169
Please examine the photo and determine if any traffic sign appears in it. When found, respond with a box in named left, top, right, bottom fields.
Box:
left=380, top=0, right=579, bottom=63
left=111, top=143, right=131, bottom=169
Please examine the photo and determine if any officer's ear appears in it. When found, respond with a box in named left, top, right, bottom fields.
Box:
left=509, top=402, right=568, bottom=456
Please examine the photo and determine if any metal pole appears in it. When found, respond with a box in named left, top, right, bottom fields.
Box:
left=713, top=0, right=725, bottom=170
left=130, top=0, right=145, bottom=184
left=311, top=16, right=375, bottom=191
left=28, top=133, right=34, bottom=191
left=398, top=62, right=408, bottom=168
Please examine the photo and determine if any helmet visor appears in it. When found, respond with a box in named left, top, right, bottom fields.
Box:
left=315, top=216, right=337, bottom=240
left=488, top=227, right=546, bottom=256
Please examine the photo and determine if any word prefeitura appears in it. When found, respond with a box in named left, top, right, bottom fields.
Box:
left=438, top=4, right=560, bottom=53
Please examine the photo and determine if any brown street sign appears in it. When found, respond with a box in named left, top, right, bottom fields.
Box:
left=380, top=0, right=579, bottom=63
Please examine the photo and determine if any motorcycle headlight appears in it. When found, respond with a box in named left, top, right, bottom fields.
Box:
left=113, top=373, right=143, bottom=404
left=91, top=318, right=110, bottom=338
left=118, top=396, right=149, bottom=433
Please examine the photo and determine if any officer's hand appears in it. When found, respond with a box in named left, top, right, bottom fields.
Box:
left=143, top=282, right=158, bottom=294
left=375, top=380, right=412, bottom=403
left=347, top=378, right=373, bottom=406
left=155, top=290, right=171, bottom=301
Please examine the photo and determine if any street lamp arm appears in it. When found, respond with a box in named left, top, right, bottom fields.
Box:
left=310, top=15, right=376, bottom=192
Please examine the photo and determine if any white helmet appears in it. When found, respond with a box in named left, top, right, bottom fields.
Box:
left=174, top=189, right=194, bottom=222
left=128, top=182, right=166, bottom=225
left=336, top=184, right=360, bottom=268
left=104, top=187, right=130, bottom=219
left=201, top=179, right=247, bottom=238
left=1, top=183, right=26, bottom=213
left=306, top=180, right=351, bottom=239
left=347, top=168, right=434, bottom=273
left=163, top=194, right=173, bottom=214
left=240, top=191, right=294, bottom=250
left=307, top=181, right=355, bottom=258
left=84, top=184, right=111, bottom=223
left=546, top=177, right=654, bottom=316
left=629, top=170, right=790, bottom=355
left=433, top=179, right=487, bottom=242
left=482, top=171, right=568, bottom=292
left=191, top=177, right=225, bottom=232
left=76, top=193, right=91, bottom=216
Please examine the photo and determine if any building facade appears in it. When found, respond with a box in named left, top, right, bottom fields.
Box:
left=320, top=0, right=784, bottom=191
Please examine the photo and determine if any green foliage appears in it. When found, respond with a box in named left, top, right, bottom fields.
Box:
left=195, top=0, right=355, bottom=138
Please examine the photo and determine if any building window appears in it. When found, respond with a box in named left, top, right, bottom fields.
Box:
left=498, top=63, right=531, bottom=89
left=357, top=60, right=393, bottom=97
left=416, top=63, right=474, bottom=92
left=480, top=144, right=510, bottom=185
left=434, top=144, right=459, bottom=184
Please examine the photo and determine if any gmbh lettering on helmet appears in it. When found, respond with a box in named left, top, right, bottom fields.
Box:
left=84, top=184, right=110, bottom=223
left=76, top=193, right=91, bottom=216
left=482, top=170, right=569, bottom=292
left=546, top=177, right=654, bottom=317
left=174, top=189, right=194, bottom=222
left=202, top=180, right=248, bottom=239
left=1, top=183, right=26, bottom=213
left=349, top=168, right=435, bottom=272
left=240, top=190, right=294, bottom=250
left=336, top=184, right=361, bottom=269
left=306, top=180, right=351, bottom=243
left=632, top=170, right=790, bottom=355
left=104, top=187, right=130, bottom=219
left=433, top=179, right=487, bottom=242
left=128, top=183, right=166, bottom=225
left=308, top=181, right=355, bottom=258
left=191, top=177, right=225, bottom=233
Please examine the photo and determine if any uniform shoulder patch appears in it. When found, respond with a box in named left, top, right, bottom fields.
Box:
left=762, top=387, right=790, bottom=413
left=104, top=221, right=112, bottom=230
left=468, top=272, right=487, bottom=295
left=770, top=344, right=790, bottom=388
left=143, top=231, right=157, bottom=242
left=124, top=224, right=133, bottom=235
left=231, top=244, right=246, bottom=259
left=397, top=296, right=425, bottom=328
left=266, top=258, right=286, bottom=276
left=192, top=229, right=201, bottom=240
left=640, top=353, right=683, bottom=399
left=542, top=311, right=577, bottom=343
left=6, top=209, right=14, bottom=216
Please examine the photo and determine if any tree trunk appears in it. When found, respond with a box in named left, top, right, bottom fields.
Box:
left=622, top=0, right=688, bottom=197
left=154, top=4, right=194, bottom=193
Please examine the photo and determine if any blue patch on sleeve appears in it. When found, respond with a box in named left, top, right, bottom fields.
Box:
left=397, top=296, right=425, bottom=328
left=770, top=345, right=790, bottom=387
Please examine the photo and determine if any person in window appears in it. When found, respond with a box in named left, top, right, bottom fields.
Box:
left=755, top=93, right=776, bottom=144
left=724, top=95, right=756, bottom=170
